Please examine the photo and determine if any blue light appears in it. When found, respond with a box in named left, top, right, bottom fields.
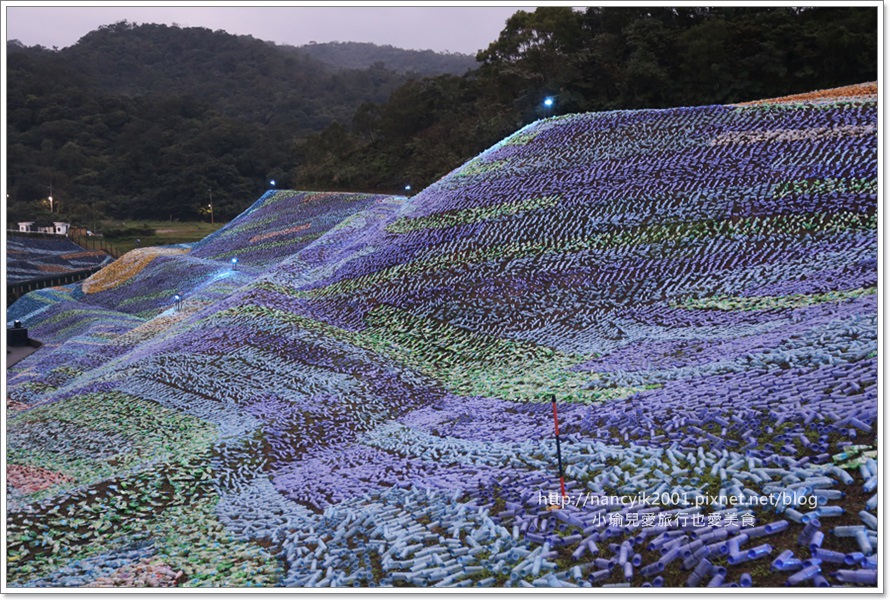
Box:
left=231, top=257, right=238, bottom=266
left=544, top=97, right=554, bottom=108
left=270, top=179, right=276, bottom=187
left=405, top=185, right=411, bottom=191
left=173, top=294, right=181, bottom=302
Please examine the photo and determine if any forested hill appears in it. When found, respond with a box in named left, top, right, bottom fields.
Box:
left=6, top=21, right=464, bottom=221
left=29, top=22, right=415, bottom=128
left=290, top=41, right=476, bottom=75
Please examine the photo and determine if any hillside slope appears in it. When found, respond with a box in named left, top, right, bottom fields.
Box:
left=6, top=191, right=396, bottom=402
left=5, top=84, right=878, bottom=588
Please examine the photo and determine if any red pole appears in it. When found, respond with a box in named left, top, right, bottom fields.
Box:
left=551, top=395, right=566, bottom=499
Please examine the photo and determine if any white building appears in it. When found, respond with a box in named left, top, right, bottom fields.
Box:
left=18, top=221, right=70, bottom=235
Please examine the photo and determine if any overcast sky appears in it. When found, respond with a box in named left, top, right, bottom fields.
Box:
left=4, top=3, right=536, bottom=55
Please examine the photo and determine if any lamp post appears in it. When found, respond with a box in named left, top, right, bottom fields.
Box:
left=543, top=96, right=554, bottom=117
left=269, top=179, right=276, bottom=188
left=208, top=187, right=214, bottom=224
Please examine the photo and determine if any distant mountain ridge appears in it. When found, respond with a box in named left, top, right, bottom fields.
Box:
left=54, top=22, right=413, bottom=126
left=8, top=22, right=473, bottom=129
left=287, top=41, right=477, bottom=75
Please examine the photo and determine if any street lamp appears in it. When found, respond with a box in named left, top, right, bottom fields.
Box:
left=543, top=96, right=554, bottom=117
left=231, top=257, right=238, bottom=270
left=208, top=187, right=214, bottom=224
left=270, top=179, right=276, bottom=188
left=45, top=183, right=54, bottom=213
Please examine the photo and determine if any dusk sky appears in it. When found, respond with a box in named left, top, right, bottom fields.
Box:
left=4, top=3, right=535, bottom=55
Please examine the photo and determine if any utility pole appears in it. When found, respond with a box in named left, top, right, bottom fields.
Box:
left=550, top=394, right=567, bottom=505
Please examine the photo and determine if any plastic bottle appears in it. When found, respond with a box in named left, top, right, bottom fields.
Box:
left=835, top=569, right=877, bottom=585
left=786, top=564, right=821, bottom=586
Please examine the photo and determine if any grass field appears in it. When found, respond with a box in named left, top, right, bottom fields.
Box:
left=96, top=220, right=227, bottom=254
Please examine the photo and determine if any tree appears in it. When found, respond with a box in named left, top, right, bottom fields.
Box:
left=352, top=102, right=382, bottom=142
left=477, top=7, right=585, bottom=115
